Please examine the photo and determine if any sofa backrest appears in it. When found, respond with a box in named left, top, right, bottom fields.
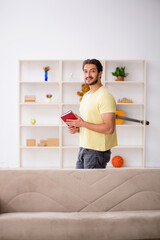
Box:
left=0, top=169, right=160, bottom=213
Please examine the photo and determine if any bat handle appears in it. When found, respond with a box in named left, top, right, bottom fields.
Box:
left=145, top=120, right=150, bottom=125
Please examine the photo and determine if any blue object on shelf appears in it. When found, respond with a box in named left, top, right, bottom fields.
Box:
left=44, top=71, right=48, bottom=81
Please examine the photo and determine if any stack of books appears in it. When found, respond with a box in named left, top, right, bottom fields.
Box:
left=26, top=139, right=36, bottom=146
left=37, top=138, right=59, bottom=147
left=25, top=96, right=36, bottom=103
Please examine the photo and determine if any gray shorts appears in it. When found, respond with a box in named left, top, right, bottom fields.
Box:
left=76, top=147, right=111, bottom=169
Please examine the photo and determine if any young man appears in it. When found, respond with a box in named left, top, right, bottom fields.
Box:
left=67, top=59, right=117, bottom=169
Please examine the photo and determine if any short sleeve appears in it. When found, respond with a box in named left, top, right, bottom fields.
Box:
left=98, top=92, right=116, bottom=114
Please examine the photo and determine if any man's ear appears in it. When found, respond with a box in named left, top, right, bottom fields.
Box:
left=99, top=71, right=102, bottom=79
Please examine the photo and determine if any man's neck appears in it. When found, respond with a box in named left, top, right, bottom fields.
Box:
left=89, top=82, right=103, bottom=93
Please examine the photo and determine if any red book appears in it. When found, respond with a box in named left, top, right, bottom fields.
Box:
left=61, top=110, right=77, bottom=125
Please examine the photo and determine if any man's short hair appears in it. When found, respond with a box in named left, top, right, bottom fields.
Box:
left=82, top=59, right=103, bottom=73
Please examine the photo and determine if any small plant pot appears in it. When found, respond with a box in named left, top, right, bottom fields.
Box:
left=115, top=76, right=124, bottom=81
left=46, top=98, right=52, bottom=103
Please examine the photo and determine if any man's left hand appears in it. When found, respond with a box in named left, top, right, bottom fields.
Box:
left=66, top=114, right=84, bottom=128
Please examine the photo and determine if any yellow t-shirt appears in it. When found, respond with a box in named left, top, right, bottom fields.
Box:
left=79, top=86, right=117, bottom=151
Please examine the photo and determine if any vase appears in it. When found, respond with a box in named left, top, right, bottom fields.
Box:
left=46, top=98, right=52, bottom=103
left=116, top=76, right=124, bottom=81
left=44, top=71, right=48, bottom=81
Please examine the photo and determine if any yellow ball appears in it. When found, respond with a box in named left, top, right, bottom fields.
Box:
left=30, top=119, right=36, bottom=125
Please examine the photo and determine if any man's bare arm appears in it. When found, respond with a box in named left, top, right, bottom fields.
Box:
left=67, top=113, right=116, bottom=135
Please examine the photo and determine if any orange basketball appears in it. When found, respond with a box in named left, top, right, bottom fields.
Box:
left=112, top=156, right=123, bottom=167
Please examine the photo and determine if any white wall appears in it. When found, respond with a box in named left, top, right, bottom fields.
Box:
left=0, top=0, right=160, bottom=167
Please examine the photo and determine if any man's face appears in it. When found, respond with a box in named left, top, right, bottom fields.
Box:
left=83, top=64, right=102, bottom=86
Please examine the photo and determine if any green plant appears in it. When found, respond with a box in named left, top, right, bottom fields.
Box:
left=112, top=67, right=128, bottom=77
left=46, top=94, right=52, bottom=98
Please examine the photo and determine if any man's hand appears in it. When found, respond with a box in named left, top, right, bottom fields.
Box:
left=66, top=114, right=84, bottom=128
left=67, top=125, right=79, bottom=134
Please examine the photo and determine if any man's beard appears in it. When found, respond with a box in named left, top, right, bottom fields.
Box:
left=85, top=77, right=98, bottom=86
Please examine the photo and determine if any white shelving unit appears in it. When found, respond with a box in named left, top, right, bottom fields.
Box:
left=19, top=60, right=146, bottom=168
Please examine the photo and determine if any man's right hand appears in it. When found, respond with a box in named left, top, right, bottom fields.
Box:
left=68, top=126, right=79, bottom=134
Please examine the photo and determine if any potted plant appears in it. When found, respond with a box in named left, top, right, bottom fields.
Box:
left=46, top=94, right=53, bottom=103
left=112, top=67, right=128, bottom=81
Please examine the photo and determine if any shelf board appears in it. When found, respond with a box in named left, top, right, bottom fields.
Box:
left=19, top=81, right=60, bottom=84
left=20, top=124, right=60, bottom=127
left=20, top=145, right=143, bottom=149
left=19, top=124, right=144, bottom=128
left=20, top=146, right=60, bottom=149
left=105, top=81, right=144, bottom=84
left=20, top=166, right=62, bottom=169
left=20, top=146, right=79, bottom=149
left=116, top=124, right=144, bottom=127
left=62, top=146, right=79, bottom=149
left=62, top=81, right=83, bottom=84
left=116, top=103, right=144, bottom=106
left=20, top=103, right=59, bottom=105
left=107, top=166, right=144, bottom=169
left=63, top=145, right=144, bottom=149
left=114, top=145, right=144, bottom=149
left=20, top=103, right=79, bottom=106
left=19, top=81, right=59, bottom=84
left=62, top=103, right=80, bottom=105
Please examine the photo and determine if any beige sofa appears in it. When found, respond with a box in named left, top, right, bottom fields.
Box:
left=0, top=168, right=160, bottom=240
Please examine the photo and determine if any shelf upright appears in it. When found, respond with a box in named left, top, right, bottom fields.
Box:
left=142, top=60, right=146, bottom=168
left=59, top=60, right=63, bottom=168
left=18, top=60, right=22, bottom=167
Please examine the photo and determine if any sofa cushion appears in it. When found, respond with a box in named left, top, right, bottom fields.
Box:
left=0, top=211, right=160, bottom=240
left=0, top=169, right=160, bottom=213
